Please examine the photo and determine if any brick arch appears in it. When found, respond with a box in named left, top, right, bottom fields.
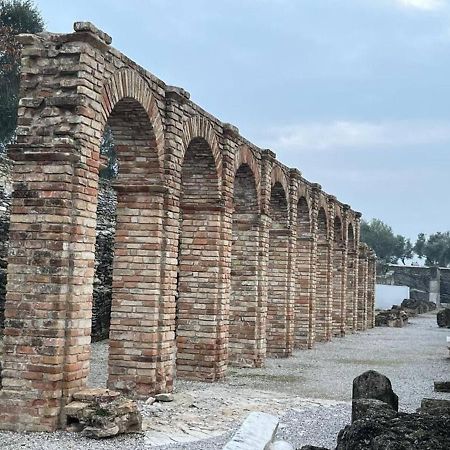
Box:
left=271, top=165, right=290, bottom=197
left=234, top=146, right=261, bottom=209
left=182, top=115, right=223, bottom=189
left=101, top=68, right=165, bottom=167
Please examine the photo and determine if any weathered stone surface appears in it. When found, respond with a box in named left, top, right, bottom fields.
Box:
left=437, top=308, right=450, bottom=328
left=352, top=370, right=398, bottom=423
left=352, top=398, right=396, bottom=423
left=434, top=381, right=450, bottom=393
left=337, top=409, right=450, bottom=450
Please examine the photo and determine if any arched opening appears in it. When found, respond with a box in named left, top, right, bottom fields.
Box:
left=230, top=163, right=262, bottom=367
left=267, top=181, right=291, bottom=357
left=346, top=224, right=357, bottom=332
left=88, top=96, right=168, bottom=398
left=295, top=196, right=313, bottom=348
left=177, top=136, right=225, bottom=380
left=316, top=207, right=331, bottom=342
left=332, top=215, right=345, bottom=337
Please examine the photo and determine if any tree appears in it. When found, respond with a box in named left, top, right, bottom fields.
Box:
left=360, top=219, right=396, bottom=265
left=0, top=0, right=44, bottom=151
left=414, top=232, right=450, bottom=267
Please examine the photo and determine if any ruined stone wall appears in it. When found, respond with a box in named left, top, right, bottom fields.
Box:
left=378, top=265, right=447, bottom=304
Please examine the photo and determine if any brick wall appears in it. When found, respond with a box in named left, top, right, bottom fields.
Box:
left=0, top=22, right=375, bottom=431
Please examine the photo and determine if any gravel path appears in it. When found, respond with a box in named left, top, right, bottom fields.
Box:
left=1, top=312, right=448, bottom=449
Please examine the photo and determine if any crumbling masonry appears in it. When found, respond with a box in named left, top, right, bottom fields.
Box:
left=0, top=23, right=376, bottom=431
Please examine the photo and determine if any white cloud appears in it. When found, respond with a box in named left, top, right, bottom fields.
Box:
left=396, top=0, right=445, bottom=10
left=262, top=120, right=450, bottom=153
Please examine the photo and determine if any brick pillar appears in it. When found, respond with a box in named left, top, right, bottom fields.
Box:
left=176, top=120, right=229, bottom=381
left=314, top=192, right=333, bottom=342
left=346, top=247, right=357, bottom=333
left=0, top=26, right=112, bottom=431
left=229, top=143, right=265, bottom=367
left=367, top=251, right=376, bottom=328
left=357, top=244, right=369, bottom=331
left=308, top=185, right=320, bottom=347
left=107, top=184, right=173, bottom=397
left=0, top=146, right=97, bottom=432
left=295, top=229, right=314, bottom=348
left=352, top=214, right=362, bottom=332
left=332, top=243, right=346, bottom=337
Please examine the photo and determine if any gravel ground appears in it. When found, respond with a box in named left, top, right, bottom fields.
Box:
left=0, top=312, right=449, bottom=449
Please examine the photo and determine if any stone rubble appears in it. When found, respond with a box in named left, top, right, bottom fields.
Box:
left=63, top=388, right=142, bottom=439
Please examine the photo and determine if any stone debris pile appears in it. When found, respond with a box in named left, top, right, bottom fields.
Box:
left=63, top=388, right=142, bottom=439
left=375, top=306, right=408, bottom=327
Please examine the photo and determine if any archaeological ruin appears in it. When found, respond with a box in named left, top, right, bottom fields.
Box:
left=0, top=22, right=376, bottom=431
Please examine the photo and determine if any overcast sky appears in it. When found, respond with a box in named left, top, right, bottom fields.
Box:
left=37, top=0, right=450, bottom=240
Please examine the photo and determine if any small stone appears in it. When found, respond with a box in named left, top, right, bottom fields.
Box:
left=145, top=396, right=156, bottom=405
left=155, top=393, right=174, bottom=402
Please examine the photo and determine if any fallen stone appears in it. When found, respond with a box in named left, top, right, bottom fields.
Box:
left=434, top=381, right=450, bottom=393
left=155, top=393, right=173, bottom=402
left=437, top=308, right=450, bottom=328
left=145, top=396, right=156, bottom=405
left=352, top=370, right=398, bottom=423
left=223, top=411, right=279, bottom=450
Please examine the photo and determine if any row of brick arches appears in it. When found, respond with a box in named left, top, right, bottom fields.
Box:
left=0, top=23, right=376, bottom=431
